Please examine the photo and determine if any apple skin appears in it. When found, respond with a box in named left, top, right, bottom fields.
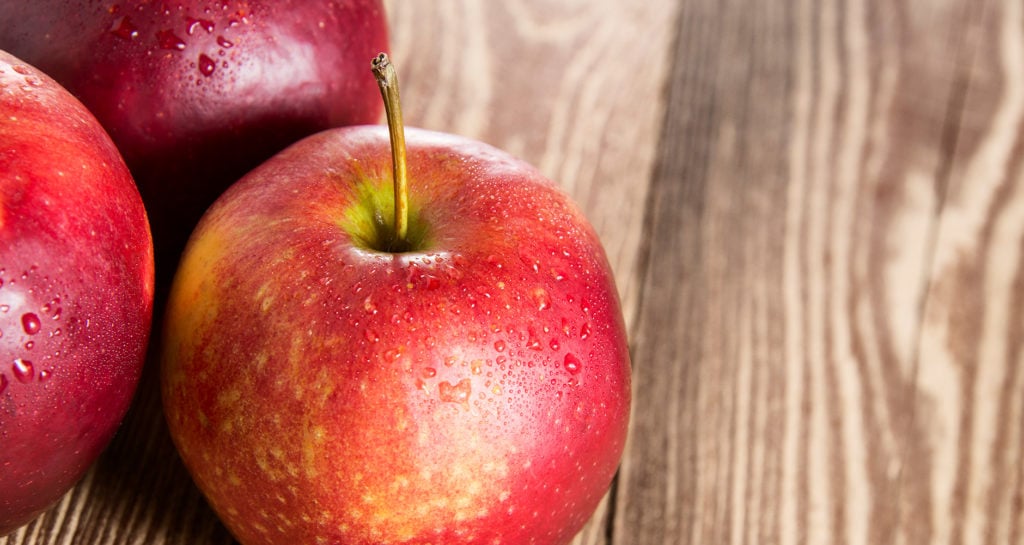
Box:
left=0, top=51, right=154, bottom=535
left=0, top=0, right=389, bottom=284
left=161, top=126, right=631, bottom=545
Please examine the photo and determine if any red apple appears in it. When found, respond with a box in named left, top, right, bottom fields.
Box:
left=161, top=55, right=630, bottom=545
left=0, top=0, right=389, bottom=286
left=0, top=51, right=154, bottom=535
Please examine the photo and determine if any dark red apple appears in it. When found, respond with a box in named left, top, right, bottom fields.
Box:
left=0, top=0, right=389, bottom=285
left=0, top=51, right=154, bottom=536
left=160, top=55, right=630, bottom=544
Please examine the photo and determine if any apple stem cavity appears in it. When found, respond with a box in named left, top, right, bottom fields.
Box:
left=372, top=52, right=410, bottom=250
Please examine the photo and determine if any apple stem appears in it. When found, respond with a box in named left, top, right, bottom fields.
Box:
left=372, top=53, right=409, bottom=247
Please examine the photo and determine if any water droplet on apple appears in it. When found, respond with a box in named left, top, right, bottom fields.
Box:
left=39, top=369, right=52, bottom=382
left=364, top=329, right=380, bottom=343
left=0, top=373, right=7, bottom=393
left=21, top=313, right=41, bottom=335
left=24, top=341, right=34, bottom=350
left=549, top=339, right=560, bottom=351
left=563, top=353, right=582, bottom=375
left=156, top=29, right=186, bottom=50
left=198, top=53, right=216, bottom=76
left=527, top=329, right=543, bottom=351
left=217, top=35, right=234, bottom=48
left=580, top=322, right=591, bottom=340
left=363, top=295, right=377, bottom=314
left=12, top=358, right=34, bottom=383
left=108, top=16, right=141, bottom=39
left=494, top=340, right=506, bottom=353
left=186, top=17, right=215, bottom=35
left=40, top=296, right=61, bottom=316
left=532, top=288, right=550, bottom=311
left=407, top=267, right=441, bottom=291
left=519, top=250, right=540, bottom=273
left=423, top=274, right=442, bottom=290
left=422, top=367, right=436, bottom=378
left=438, top=378, right=471, bottom=405
left=11, top=65, right=30, bottom=75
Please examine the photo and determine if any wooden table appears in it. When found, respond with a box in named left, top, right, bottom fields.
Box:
left=5, top=0, right=1024, bottom=543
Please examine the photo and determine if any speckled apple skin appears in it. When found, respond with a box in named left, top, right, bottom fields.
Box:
left=0, top=52, right=154, bottom=535
left=161, top=126, right=630, bottom=545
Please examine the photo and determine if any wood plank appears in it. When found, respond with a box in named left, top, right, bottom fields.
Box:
left=613, top=0, right=989, bottom=544
left=1, top=1, right=675, bottom=544
left=903, top=0, right=1024, bottom=543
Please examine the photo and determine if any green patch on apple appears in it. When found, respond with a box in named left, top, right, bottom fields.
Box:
left=341, top=178, right=431, bottom=255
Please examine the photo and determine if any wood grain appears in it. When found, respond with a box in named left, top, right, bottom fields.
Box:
left=905, top=1, right=1024, bottom=543
left=615, top=0, right=1024, bottom=544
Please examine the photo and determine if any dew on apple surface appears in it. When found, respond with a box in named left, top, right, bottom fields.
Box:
left=438, top=378, right=471, bottom=406
left=156, top=29, right=186, bottom=51
left=186, top=17, right=215, bottom=35
left=198, top=54, right=216, bottom=76
left=526, top=329, right=542, bottom=351
left=530, top=287, right=551, bottom=311
left=563, top=353, right=582, bottom=375
left=110, top=16, right=139, bottom=40
left=12, top=358, right=34, bottom=383
left=21, top=312, right=41, bottom=335
left=0, top=373, right=7, bottom=394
